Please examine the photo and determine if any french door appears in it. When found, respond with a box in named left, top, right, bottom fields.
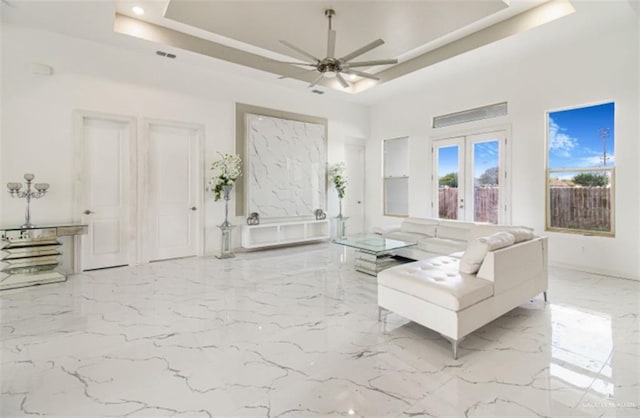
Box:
left=432, top=130, right=508, bottom=224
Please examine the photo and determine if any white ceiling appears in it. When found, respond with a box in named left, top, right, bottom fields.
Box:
left=1, top=0, right=635, bottom=102
left=111, top=0, right=581, bottom=93
left=161, top=0, right=509, bottom=62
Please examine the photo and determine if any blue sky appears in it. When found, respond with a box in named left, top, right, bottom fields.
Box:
left=548, top=102, right=615, bottom=169
left=438, top=141, right=499, bottom=178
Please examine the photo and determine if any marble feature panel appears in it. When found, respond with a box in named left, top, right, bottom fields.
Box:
left=247, top=114, right=326, bottom=218
left=1, top=244, right=639, bottom=418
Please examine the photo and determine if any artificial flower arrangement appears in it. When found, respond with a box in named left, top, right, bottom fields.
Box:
left=328, top=162, right=347, bottom=199
left=211, top=152, right=242, bottom=201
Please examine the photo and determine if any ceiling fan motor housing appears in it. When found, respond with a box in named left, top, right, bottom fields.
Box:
left=317, top=57, right=342, bottom=73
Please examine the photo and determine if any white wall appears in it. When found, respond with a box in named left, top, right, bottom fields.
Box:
left=367, top=2, right=640, bottom=280
left=0, top=25, right=369, bottom=259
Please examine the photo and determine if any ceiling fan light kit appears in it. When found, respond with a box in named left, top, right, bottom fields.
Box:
left=275, top=8, right=398, bottom=89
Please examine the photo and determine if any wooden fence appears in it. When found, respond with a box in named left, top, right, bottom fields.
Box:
left=439, top=186, right=611, bottom=231
left=549, top=187, right=611, bottom=231
left=439, top=188, right=499, bottom=224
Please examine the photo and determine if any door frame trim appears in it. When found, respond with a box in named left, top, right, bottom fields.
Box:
left=73, top=110, right=138, bottom=271
left=140, top=118, right=205, bottom=263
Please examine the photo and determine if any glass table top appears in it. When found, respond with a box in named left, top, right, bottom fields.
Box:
left=333, top=234, right=417, bottom=255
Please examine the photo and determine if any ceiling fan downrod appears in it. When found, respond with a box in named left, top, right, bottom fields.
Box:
left=325, top=8, right=335, bottom=30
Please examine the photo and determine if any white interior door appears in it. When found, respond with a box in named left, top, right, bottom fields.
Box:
left=80, top=116, right=132, bottom=270
left=344, top=140, right=366, bottom=234
left=433, top=131, right=508, bottom=224
left=147, top=123, right=200, bottom=261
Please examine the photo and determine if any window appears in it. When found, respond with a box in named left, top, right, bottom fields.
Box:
left=383, top=137, right=409, bottom=216
left=546, top=102, right=615, bottom=235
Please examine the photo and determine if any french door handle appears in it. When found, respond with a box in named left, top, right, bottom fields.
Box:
left=190, top=206, right=197, bottom=211
left=83, top=210, right=93, bottom=215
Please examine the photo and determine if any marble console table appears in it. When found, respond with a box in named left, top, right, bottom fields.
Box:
left=0, top=223, right=88, bottom=291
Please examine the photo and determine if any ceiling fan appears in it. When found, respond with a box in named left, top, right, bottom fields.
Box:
left=273, top=8, right=398, bottom=88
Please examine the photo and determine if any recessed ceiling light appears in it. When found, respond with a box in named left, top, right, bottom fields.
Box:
left=132, top=6, right=144, bottom=15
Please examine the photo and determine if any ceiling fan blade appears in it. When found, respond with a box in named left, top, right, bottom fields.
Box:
left=340, top=39, right=385, bottom=62
left=280, top=40, right=321, bottom=63
left=309, top=73, right=325, bottom=88
left=265, top=58, right=316, bottom=66
left=278, top=69, right=317, bottom=80
left=335, top=72, right=350, bottom=89
left=343, top=58, right=398, bottom=68
left=341, top=68, right=380, bottom=81
left=327, top=29, right=336, bottom=58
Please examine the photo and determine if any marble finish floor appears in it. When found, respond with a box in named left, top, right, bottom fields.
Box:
left=1, top=243, right=638, bottom=418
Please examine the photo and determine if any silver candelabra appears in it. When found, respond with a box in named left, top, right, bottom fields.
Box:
left=7, top=173, right=50, bottom=228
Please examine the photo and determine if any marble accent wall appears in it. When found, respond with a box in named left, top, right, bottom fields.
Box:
left=247, top=114, right=326, bottom=218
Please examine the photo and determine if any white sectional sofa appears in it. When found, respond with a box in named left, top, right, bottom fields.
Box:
left=375, top=217, right=548, bottom=358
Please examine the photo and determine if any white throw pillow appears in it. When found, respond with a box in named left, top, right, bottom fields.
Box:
left=508, top=227, right=534, bottom=243
left=482, top=231, right=516, bottom=250
left=459, top=239, right=488, bottom=274
left=459, top=231, right=515, bottom=274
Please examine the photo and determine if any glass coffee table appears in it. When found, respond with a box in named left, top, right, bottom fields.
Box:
left=333, top=234, right=417, bottom=276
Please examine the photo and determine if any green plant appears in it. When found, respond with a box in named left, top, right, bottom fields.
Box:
left=211, top=153, right=242, bottom=201
left=479, top=166, right=499, bottom=186
left=572, top=172, right=608, bottom=187
left=439, top=172, right=458, bottom=188
left=328, top=162, right=347, bottom=199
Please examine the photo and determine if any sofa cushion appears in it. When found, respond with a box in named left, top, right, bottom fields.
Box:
left=372, top=224, right=402, bottom=235
left=417, top=237, right=467, bottom=255
left=386, top=231, right=423, bottom=243
left=436, top=220, right=476, bottom=241
left=401, top=218, right=438, bottom=237
left=378, top=256, right=494, bottom=311
left=459, top=232, right=516, bottom=274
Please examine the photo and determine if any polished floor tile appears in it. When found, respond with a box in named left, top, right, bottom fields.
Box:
left=1, top=243, right=638, bottom=417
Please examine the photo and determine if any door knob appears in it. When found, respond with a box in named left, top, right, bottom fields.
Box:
left=357, top=201, right=361, bottom=204
left=190, top=206, right=197, bottom=211
left=83, top=210, right=93, bottom=215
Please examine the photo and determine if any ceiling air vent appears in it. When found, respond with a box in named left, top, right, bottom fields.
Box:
left=156, top=51, right=176, bottom=59
left=433, top=102, right=507, bottom=128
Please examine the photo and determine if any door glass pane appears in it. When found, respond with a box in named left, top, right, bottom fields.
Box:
left=472, top=140, right=499, bottom=223
left=437, top=145, right=459, bottom=220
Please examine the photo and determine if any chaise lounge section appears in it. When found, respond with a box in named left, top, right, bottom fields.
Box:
left=376, top=218, right=548, bottom=358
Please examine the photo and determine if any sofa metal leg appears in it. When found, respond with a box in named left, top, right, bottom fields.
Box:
left=543, top=291, right=548, bottom=302
left=442, top=335, right=462, bottom=359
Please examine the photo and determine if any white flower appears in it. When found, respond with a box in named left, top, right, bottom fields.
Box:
left=211, top=153, right=242, bottom=201
left=328, top=162, right=347, bottom=199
